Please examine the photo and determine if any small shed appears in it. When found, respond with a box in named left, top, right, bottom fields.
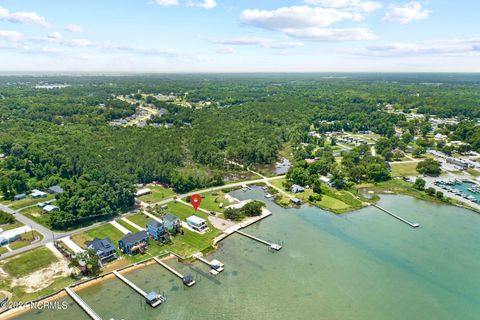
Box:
left=291, top=198, right=302, bottom=205
left=13, top=194, right=26, bottom=201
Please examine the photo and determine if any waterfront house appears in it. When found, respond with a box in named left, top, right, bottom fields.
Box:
left=146, top=220, right=169, bottom=242
left=87, top=238, right=117, bottom=263
left=163, top=214, right=181, bottom=232
left=31, top=189, right=47, bottom=199
left=43, top=204, right=59, bottom=213
left=48, top=185, right=64, bottom=194
left=290, top=184, right=305, bottom=193
left=118, top=231, right=148, bottom=255
left=186, top=215, right=208, bottom=233
left=291, top=198, right=302, bottom=205
left=13, top=194, right=26, bottom=201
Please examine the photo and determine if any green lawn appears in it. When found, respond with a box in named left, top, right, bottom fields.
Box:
left=8, top=231, right=43, bottom=250
left=21, top=206, right=51, bottom=227
left=167, top=201, right=208, bottom=220
left=2, top=247, right=58, bottom=277
left=127, top=212, right=151, bottom=229
left=391, top=162, right=419, bottom=177
left=184, top=192, right=227, bottom=213
left=466, top=168, right=480, bottom=177
left=116, top=219, right=138, bottom=233
left=72, top=223, right=125, bottom=248
left=138, top=185, right=176, bottom=204
left=0, top=220, right=24, bottom=231
left=9, top=194, right=55, bottom=210
left=0, top=247, right=8, bottom=254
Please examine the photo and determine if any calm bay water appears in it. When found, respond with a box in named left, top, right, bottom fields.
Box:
left=15, top=189, right=480, bottom=320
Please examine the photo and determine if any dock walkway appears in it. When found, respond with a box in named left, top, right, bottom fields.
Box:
left=152, top=256, right=196, bottom=286
left=65, top=287, right=102, bottom=320
left=372, top=204, right=419, bottom=228
left=113, top=270, right=147, bottom=297
left=235, top=230, right=282, bottom=250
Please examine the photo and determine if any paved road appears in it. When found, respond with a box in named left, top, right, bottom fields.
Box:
left=0, top=175, right=285, bottom=260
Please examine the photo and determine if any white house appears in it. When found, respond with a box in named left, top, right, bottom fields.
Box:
left=43, top=204, right=59, bottom=213
left=186, top=215, right=208, bottom=233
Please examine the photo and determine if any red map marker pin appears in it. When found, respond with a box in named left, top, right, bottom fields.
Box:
left=190, top=194, right=202, bottom=211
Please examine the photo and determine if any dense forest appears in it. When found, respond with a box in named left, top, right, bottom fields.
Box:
left=1, top=74, right=479, bottom=228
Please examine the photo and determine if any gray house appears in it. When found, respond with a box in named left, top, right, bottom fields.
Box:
left=87, top=238, right=117, bottom=263
left=290, top=184, right=305, bottom=193
left=48, top=185, right=64, bottom=194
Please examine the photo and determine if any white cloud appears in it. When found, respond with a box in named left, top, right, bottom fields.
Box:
left=0, top=6, right=50, bottom=27
left=0, top=30, right=23, bottom=42
left=188, top=0, right=217, bottom=9
left=239, top=5, right=374, bottom=42
left=240, top=6, right=363, bottom=30
left=209, top=36, right=304, bottom=49
left=345, top=38, right=480, bottom=57
left=215, top=47, right=236, bottom=54
left=303, top=0, right=382, bottom=13
left=155, top=0, right=179, bottom=6
left=382, top=2, right=430, bottom=24
left=65, top=24, right=85, bottom=33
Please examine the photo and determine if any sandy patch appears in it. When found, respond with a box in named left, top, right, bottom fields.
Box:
left=10, top=260, right=73, bottom=293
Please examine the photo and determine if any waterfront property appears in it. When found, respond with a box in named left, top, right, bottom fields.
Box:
left=146, top=220, right=169, bottom=242
left=87, top=238, right=117, bottom=263
left=118, top=231, right=149, bottom=255
left=186, top=215, right=208, bottom=233
left=163, top=214, right=181, bottom=233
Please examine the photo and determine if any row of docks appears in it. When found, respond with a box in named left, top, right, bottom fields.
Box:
left=64, top=228, right=282, bottom=320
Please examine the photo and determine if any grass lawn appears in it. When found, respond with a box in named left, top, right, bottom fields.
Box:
left=0, top=247, right=8, bottom=254
left=184, top=192, right=227, bottom=213
left=391, top=162, right=419, bottom=177
left=2, top=247, right=58, bottom=277
left=271, top=178, right=365, bottom=214
left=166, top=201, right=209, bottom=220
left=8, top=231, right=43, bottom=250
left=21, top=206, right=51, bottom=227
left=72, top=223, right=125, bottom=248
left=116, top=219, right=138, bottom=233
left=138, top=185, right=176, bottom=204
left=466, top=168, right=480, bottom=177
left=9, top=194, right=55, bottom=210
left=126, top=212, right=151, bottom=229
left=0, top=220, right=24, bottom=231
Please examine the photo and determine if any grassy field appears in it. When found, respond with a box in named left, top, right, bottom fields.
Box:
left=72, top=223, right=125, bottom=248
left=8, top=231, right=43, bottom=250
left=116, top=219, right=138, bottom=233
left=271, top=178, right=365, bottom=214
left=184, top=192, right=227, bottom=213
left=466, top=168, right=480, bottom=177
left=391, top=162, right=419, bottom=177
left=9, top=194, right=55, bottom=210
left=127, top=212, right=151, bottom=229
left=2, top=247, right=58, bottom=277
left=0, top=219, right=24, bottom=231
left=20, top=206, right=51, bottom=227
left=138, top=185, right=176, bottom=204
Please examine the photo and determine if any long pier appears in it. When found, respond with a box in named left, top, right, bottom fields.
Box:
left=235, top=230, right=282, bottom=250
left=152, top=256, right=196, bottom=286
left=65, top=287, right=102, bottom=320
left=113, top=270, right=147, bottom=297
left=193, top=253, right=224, bottom=275
left=372, top=204, right=419, bottom=228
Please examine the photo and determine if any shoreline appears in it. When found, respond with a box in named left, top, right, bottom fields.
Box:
left=0, top=254, right=174, bottom=320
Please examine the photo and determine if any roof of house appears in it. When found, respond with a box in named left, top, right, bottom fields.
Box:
left=120, top=230, right=148, bottom=246
left=163, top=214, right=179, bottom=223
left=43, top=204, right=58, bottom=212
left=147, top=220, right=163, bottom=229
left=88, top=238, right=115, bottom=253
left=48, top=185, right=64, bottom=194
left=187, top=215, right=205, bottom=225
left=31, top=189, right=46, bottom=196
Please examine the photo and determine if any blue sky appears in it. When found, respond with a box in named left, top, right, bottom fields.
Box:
left=0, top=0, right=479, bottom=72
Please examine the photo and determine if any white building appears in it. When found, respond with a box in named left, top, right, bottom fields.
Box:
left=186, top=215, right=208, bottom=233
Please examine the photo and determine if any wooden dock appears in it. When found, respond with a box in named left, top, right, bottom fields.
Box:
left=65, top=287, right=102, bottom=320
left=372, top=204, right=419, bottom=228
left=193, top=253, right=224, bottom=275
left=113, top=270, right=147, bottom=297
left=235, top=230, right=282, bottom=251
left=152, top=256, right=196, bottom=286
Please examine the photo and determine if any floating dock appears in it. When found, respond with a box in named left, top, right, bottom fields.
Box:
left=152, top=256, right=196, bottom=286
left=372, top=204, right=419, bottom=228
left=113, top=270, right=166, bottom=307
left=65, top=287, right=102, bottom=320
left=193, top=253, right=224, bottom=275
left=235, top=230, right=282, bottom=251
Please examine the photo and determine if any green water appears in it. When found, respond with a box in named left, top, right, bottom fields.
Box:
left=15, top=190, right=480, bottom=320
